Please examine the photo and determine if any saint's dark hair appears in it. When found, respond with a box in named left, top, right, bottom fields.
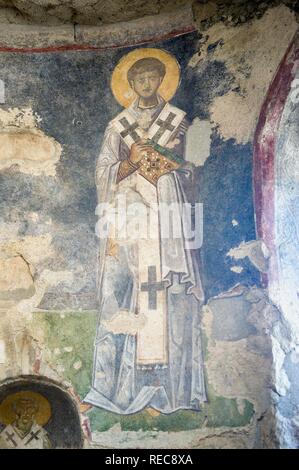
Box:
left=11, top=398, right=39, bottom=414
left=127, top=57, right=166, bottom=83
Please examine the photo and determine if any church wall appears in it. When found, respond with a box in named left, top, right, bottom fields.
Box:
left=0, top=2, right=298, bottom=448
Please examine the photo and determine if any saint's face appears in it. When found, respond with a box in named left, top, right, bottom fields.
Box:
left=131, top=70, right=162, bottom=99
left=14, top=400, right=37, bottom=433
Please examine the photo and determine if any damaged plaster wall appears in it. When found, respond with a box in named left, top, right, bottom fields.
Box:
left=191, top=5, right=297, bottom=143
left=270, top=62, right=299, bottom=449
left=0, top=2, right=298, bottom=449
left=0, top=107, right=62, bottom=176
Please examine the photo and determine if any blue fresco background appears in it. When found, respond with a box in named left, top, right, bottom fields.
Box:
left=0, top=31, right=260, bottom=307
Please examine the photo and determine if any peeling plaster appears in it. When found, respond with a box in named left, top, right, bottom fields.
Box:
left=102, top=310, right=147, bottom=335
left=202, top=287, right=275, bottom=417
left=0, top=107, right=62, bottom=176
left=0, top=130, right=62, bottom=176
left=0, top=256, right=33, bottom=292
left=230, top=266, right=243, bottom=274
left=0, top=234, right=53, bottom=270
left=185, top=117, right=212, bottom=166
left=0, top=107, right=41, bottom=129
left=15, top=269, right=73, bottom=316
left=91, top=422, right=256, bottom=449
left=227, top=240, right=270, bottom=273
left=271, top=336, right=291, bottom=397
left=190, top=6, right=297, bottom=143
left=0, top=230, right=74, bottom=384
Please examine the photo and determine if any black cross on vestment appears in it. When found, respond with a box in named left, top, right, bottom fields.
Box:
left=25, top=428, right=41, bottom=446
left=119, top=117, right=140, bottom=142
left=141, top=266, right=166, bottom=310
left=5, top=431, right=17, bottom=447
left=152, top=112, right=176, bottom=143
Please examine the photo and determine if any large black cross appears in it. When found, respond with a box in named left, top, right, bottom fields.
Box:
left=141, top=266, right=166, bottom=310
left=119, top=117, right=140, bottom=142
left=25, top=429, right=41, bottom=446
left=152, top=112, right=176, bottom=143
left=5, top=431, right=17, bottom=447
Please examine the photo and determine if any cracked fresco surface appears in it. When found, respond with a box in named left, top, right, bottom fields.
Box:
left=0, top=32, right=262, bottom=308
left=0, top=5, right=298, bottom=448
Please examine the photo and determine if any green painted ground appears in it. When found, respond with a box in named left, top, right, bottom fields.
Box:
left=33, top=311, right=254, bottom=432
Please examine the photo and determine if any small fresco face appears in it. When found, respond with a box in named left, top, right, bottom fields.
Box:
left=0, top=383, right=83, bottom=449
left=0, top=391, right=52, bottom=449
left=130, top=70, right=163, bottom=99
left=13, top=398, right=39, bottom=434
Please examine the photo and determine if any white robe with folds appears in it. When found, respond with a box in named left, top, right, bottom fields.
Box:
left=84, top=98, right=207, bottom=414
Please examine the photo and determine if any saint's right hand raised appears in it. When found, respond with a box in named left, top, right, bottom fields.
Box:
left=129, top=141, right=153, bottom=164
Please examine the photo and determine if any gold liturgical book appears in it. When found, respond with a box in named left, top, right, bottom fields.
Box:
left=137, top=140, right=184, bottom=186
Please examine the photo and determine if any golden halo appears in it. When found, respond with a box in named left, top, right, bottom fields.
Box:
left=0, top=391, right=51, bottom=426
left=111, top=48, right=181, bottom=108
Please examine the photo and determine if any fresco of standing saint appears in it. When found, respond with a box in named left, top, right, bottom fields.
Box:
left=83, top=48, right=207, bottom=414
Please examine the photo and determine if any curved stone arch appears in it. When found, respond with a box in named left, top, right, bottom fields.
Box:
left=0, top=374, right=86, bottom=448
left=253, top=30, right=299, bottom=289
left=253, top=30, right=299, bottom=448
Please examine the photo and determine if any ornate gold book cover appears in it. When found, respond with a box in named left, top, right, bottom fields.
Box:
left=137, top=140, right=184, bottom=185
